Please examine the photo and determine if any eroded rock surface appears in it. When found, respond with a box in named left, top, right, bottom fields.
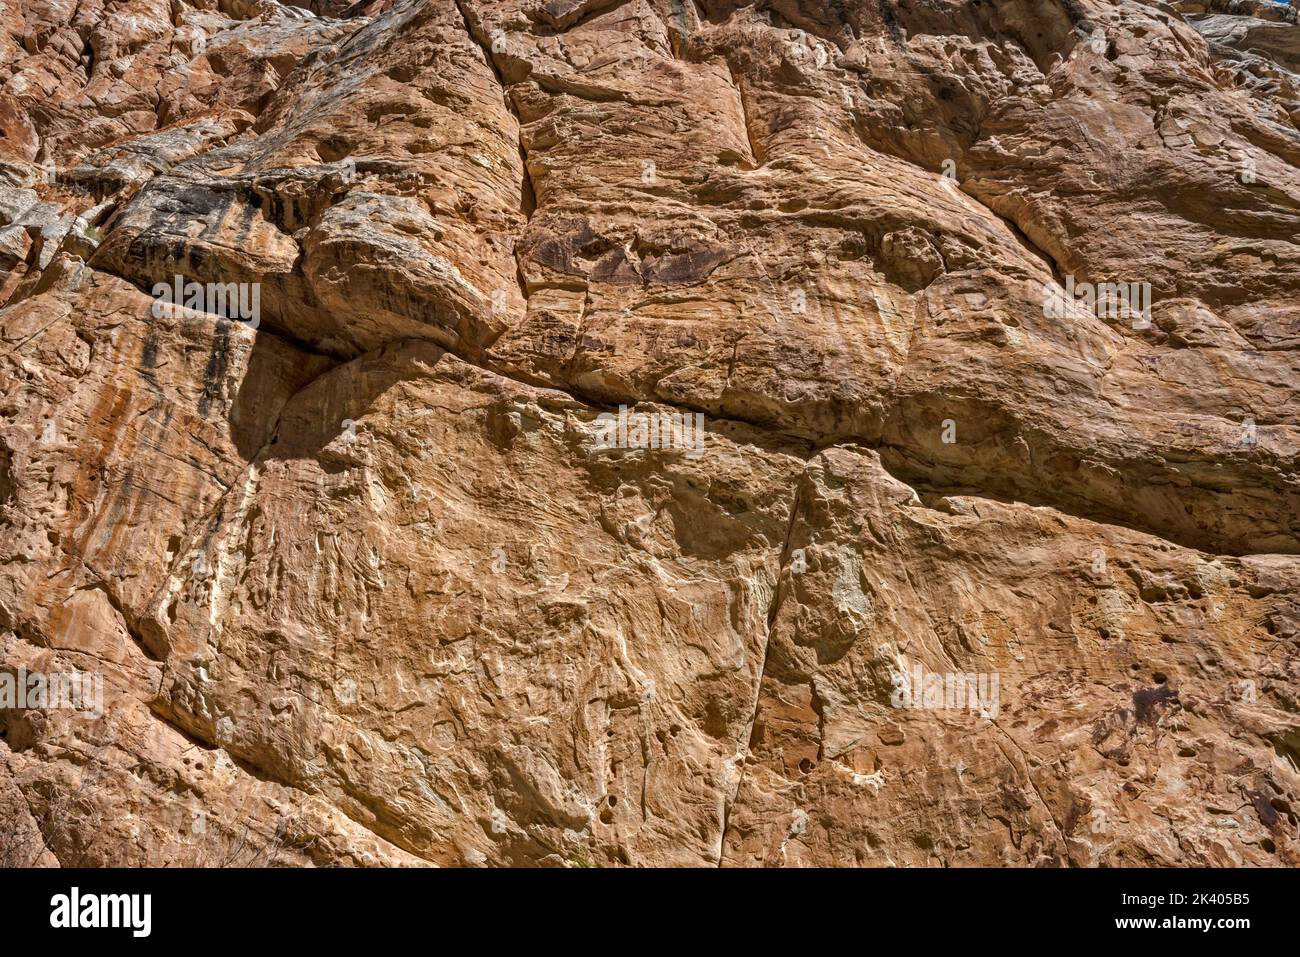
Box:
left=1, top=0, right=1297, bottom=866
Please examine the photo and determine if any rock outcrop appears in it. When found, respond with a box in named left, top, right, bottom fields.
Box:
left=1, top=0, right=1297, bottom=866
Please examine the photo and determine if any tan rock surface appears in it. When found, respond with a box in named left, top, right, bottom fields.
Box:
left=1, top=0, right=1297, bottom=866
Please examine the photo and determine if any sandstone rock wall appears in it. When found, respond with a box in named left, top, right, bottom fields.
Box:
left=1, top=0, right=1297, bottom=866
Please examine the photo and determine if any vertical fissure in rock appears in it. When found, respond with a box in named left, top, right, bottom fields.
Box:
left=718, top=469, right=807, bottom=865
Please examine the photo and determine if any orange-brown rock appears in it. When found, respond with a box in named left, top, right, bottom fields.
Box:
left=1, top=0, right=1297, bottom=866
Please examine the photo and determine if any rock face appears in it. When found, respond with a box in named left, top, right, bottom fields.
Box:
left=1, top=0, right=1297, bottom=867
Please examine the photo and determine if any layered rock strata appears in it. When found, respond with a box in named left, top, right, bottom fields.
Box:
left=1, top=0, right=1297, bottom=866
